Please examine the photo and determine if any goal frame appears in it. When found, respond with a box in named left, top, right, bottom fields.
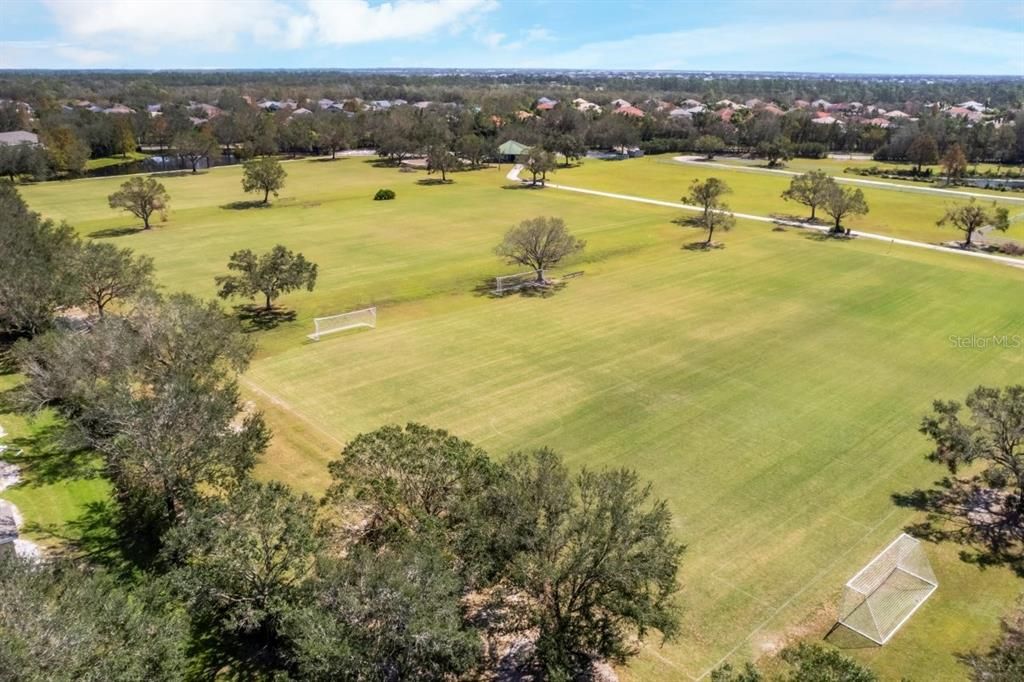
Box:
left=837, top=533, right=938, bottom=645
left=494, top=269, right=545, bottom=296
left=308, top=306, right=376, bottom=341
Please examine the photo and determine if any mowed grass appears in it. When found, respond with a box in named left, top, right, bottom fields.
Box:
left=553, top=155, right=1023, bottom=242
left=16, top=159, right=1024, bottom=680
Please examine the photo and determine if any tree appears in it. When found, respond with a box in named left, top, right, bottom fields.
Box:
left=965, top=600, right=1024, bottom=681
left=75, top=241, right=154, bottom=317
left=907, top=134, right=939, bottom=174
left=113, top=116, right=136, bottom=158
left=241, top=156, right=287, bottom=204
left=695, top=134, right=726, bottom=159
left=0, top=182, right=82, bottom=335
left=0, top=556, right=188, bottom=680
left=822, top=185, right=868, bottom=234
left=107, top=176, right=170, bottom=229
left=686, top=177, right=732, bottom=221
left=500, top=450, right=683, bottom=679
left=164, top=481, right=321, bottom=643
left=314, top=113, right=348, bottom=159
left=495, top=216, right=585, bottom=283
left=325, top=423, right=498, bottom=547
left=523, top=146, right=557, bottom=186
left=780, top=170, right=835, bottom=221
left=456, top=134, right=490, bottom=169
left=215, top=244, right=318, bottom=311
left=937, top=198, right=1009, bottom=248
left=686, top=177, right=735, bottom=246
left=285, top=543, right=482, bottom=681
left=756, top=137, right=792, bottom=167
left=910, top=385, right=1024, bottom=566
left=14, top=294, right=265, bottom=544
left=42, top=126, right=89, bottom=176
left=0, top=142, right=48, bottom=181
left=426, top=143, right=459, bottom=182
left=173, top=130, right=217, bottom=173
left=942, top=143, right=968, bottom=185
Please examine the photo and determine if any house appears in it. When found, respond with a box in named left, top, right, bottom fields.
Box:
left=610, top=98, right=631, bottom=109
left=884, top=110, right=910, bottom=119
left=369, top=100, right=393, bottom=111
left=811, top=98, right=831, bottom=109
left=681, top=98, right=702, bottom=108
left=863, top=117, right=891, bottom=128
left=259, top=100, right=282, bottom=111
left=947, top=107, right=983, bottom=123
left=682, top=104, right=706, bottom=115
left=412, top=101, right=433, bottom=109
left=535, top=100, right=558, bottom=112
left=497, top=139, right=530, bottom=162
left=811, top=115, right=841, bottom=125
left=668, top=108, right=692, bottom=119
left=793, top=99, right=811, bottom=109
left=613, top=105, right=645, bottom=118
left=189, top=102, right=222, bottom=118
left=572, top=98, right=601, bottom=113
left=759, top=103, right=785, bottom=116
left=717, top=108, right=735, bottom=123
left=291, top=107, right=313, bottom=117
left=536, top=97, right=557, bottom=106
left=146, top=104, right=162, bottom=114
left=514, top=110, right=534, bottom=121
left=744, top=98, right=763, bottom=108
left=317, top=98, right=335, bottom=109
left=716, top=99, right=741, bottom=110
left=0, top=130, right=39, bottom=146
left=103, top=104, right=135, bottom=115
left=958, top=100, right=987, bottom=112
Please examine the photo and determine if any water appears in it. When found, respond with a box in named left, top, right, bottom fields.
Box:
left=86, top=153, right=241, bottom=177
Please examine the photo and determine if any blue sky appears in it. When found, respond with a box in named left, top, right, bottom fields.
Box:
left=2, top=0, right=1022, bottom=74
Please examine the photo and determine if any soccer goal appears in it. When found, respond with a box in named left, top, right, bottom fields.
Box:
left=837, top=533, right=937, bottom=645
left=494, top=269, right=544, bottom=296
left=308, top=306, right=376, bottom=341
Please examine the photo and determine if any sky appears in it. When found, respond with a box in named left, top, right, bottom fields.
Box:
left=1, top=0, right=1022, bottom=75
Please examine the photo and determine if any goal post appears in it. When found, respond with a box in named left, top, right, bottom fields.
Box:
left=494, top=269, right=544, bottom=296
left=837, top=533, right=937, bottom=645
left=308, top=306, right=376, bottom=341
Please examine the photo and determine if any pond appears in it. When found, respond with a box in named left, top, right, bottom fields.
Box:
left=86, top=153, right=241, bottom=177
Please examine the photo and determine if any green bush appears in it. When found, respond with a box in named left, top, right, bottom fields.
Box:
left=374, top=189, right=396, bottom=201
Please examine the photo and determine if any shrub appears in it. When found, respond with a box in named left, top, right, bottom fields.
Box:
left=792, top=142, right=827, bottom=159
left=374, top=189, right=396, bottom=201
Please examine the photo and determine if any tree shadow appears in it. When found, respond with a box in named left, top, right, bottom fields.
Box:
left=88, top=226, right=144, bottom=238
left=416, top=178, right=454, bottom=186
left=501, top=183, right=543, bottom=190
left=2, top=422, right=100, bottom=487
left=311, top=157, right=349, bottom=163
left=682, top=240, right=724, bottom=251
left=892, top=483, right=1024, bottom=578
left=471, top=277, right=566, bottom=299
left=220, top=200, right=271, bottom=210
left=158, top=170, right=205, bottom=178
left=803, top=231, right=852, bottom=242
left=233, top=304, right=296, bottom=332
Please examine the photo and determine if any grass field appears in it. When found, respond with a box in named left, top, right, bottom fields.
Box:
left=84, top=150, right=151, bottom=171
left=9, top=157, right=1024, bottom=680
left=554, top=155, right=1023, bottom=243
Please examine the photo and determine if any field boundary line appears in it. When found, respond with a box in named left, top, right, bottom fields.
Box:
left=240, top=376, right=346, bottom=448
left=670, top=155, right=1024, bottom=205
left=691, top=507, right=900, bottom=680
left=542, top=182, right=1024, bottom=269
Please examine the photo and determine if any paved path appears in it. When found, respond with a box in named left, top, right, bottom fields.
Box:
left=541, top=181, right=1024, bottom=270
left=1, top=424, right=43, bottom=560
left=671, top=156, right=1024, bottom=205
left=506, top=163, right=525, bottom=182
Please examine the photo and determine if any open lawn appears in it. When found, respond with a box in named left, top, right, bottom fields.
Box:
left=711, top=155, right=1024, bottom=203
left=554, top=155, right=1023, bottom=244
left=84, top=150, right=151, bottom=171
left=13, top=158, right=1024, bottom=679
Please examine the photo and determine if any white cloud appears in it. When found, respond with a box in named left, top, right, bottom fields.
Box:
left=40, top=0, right=498, bottom=54
left=521, top=20, right=1024, bottom=75
left=0, top=39, right=113, bottom=67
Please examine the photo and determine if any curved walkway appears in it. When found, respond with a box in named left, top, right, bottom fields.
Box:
left=541, top=181, right=1024, bottom=270
left=671, top=156, right=1024, bottom=205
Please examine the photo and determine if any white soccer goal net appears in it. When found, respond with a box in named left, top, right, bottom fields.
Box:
left=838, top=533, right=937, bottom=644
left=308, top=306, right=376, bottom=341
left=494, top=269, right=544, bottom=295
